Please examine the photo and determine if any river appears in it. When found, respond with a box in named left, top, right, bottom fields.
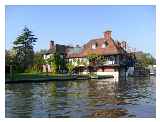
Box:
left=5, top=76, right=156, bottom=118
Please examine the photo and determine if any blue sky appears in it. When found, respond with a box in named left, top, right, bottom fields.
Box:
left=5, top=5, right=155, bottom=56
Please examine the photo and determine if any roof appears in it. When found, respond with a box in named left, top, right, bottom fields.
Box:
left=66, top=47, right=84, bottom=58
left=67, top=37, right=127, bottom=58
left=45, top=44, right=67, bottom=55
left=84, top=38, right=126, bottom=55
left=45, top=33, right=127, bottom=58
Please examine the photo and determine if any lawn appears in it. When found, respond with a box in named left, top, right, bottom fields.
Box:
left=5, top=72, right=90, bottom=82
left=6, top=73, right=68, bottom=81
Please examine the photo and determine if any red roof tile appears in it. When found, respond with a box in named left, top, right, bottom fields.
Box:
left=67, top=37, right=127, bottom=58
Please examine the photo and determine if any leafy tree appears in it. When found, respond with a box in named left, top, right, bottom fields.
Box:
left=135, top=51, right=156, bottom=67
left=87, top=54, right=104, bottom=66
left=66, top=62, right=75, bottom=74
left=47, top=53, right=65, bottom=74
left=13, top=27, right=37, bottom=72
left=25, top=51, right=46, bottom=73
left=5, top=49, right=16, bottom=73
left=5, top=50, right=15, bottom=65
left=77, top=58, right=81, bottom=66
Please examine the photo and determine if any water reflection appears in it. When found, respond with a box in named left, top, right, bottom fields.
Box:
left=6, top=76, right=156, bottom=118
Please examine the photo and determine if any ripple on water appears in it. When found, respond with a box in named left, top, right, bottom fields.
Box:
left=5, top=76, right=156, bottom=118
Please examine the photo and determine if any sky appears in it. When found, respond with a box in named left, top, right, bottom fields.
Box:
left=5, top=5, right=155, bottom=57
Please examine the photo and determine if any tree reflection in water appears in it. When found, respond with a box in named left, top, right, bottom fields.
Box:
left=89, top=108, right=128, bottom=118
left=5, top=83, right=34, bottom=117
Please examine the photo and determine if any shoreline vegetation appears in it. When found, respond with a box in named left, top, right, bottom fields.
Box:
left=5, top=27, right=155, bottom=84
left=5, top=73, right=114, bottom=83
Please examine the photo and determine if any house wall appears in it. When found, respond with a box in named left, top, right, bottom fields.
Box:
left=101, top=55, right=120, bottom=65
left=68, top=55, right=120, bottom=67
left=104, top=68, right=115, bottom=72
left=44, top=54, right=53, bottom=60
left=97, top=67, right=115, bottom=72
left=69, top=57, right=89, bottom=66
left=93, top=66, right=119, bottom=81
left=96, top=66, right=127, bottom=81
left=96, top=71, right=119, bottom=82
left=43, top=64, right=52, bottom=72
left=43, top=53, right=65, bottom=73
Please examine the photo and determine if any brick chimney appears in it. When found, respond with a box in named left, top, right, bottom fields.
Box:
left=49, top=40, right=54, bottom=49
left=104, top=30, right=112, bottom=40
left=76, top=44, right=80, bottom=48
left=121, top=41, right=127, bottom=50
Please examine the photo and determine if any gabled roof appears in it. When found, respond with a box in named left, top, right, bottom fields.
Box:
left=66, top=47, right=84, bottom=58
left=81, top=37, right=126, bottom=56
left=45, top=44, right=67, bottom=55
left=66, top=37, right=127, bottom=58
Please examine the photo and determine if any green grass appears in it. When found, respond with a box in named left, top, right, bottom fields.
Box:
left=6, top=72, right=72, bottom=81
left=6, top=72, right=91, bottom=81
left=6, top=72, right=115, bottom=82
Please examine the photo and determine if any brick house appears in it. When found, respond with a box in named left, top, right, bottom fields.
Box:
left=43, top=41, right=70, bottom=72
left=66, top=31, right=134, bottom=80
left=44, top=31, right=135, bottom=81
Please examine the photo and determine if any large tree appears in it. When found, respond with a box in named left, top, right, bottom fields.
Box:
left=135, top=51, right=156, bottom=67
left=26, top=50, right=46, bottom=73
left=13, top=27, right=37, bottom=72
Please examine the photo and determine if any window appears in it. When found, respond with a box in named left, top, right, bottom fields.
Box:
left=92, top=42, right=98, bottom=49
left=95, top=42, right=98, bottom=48
left=102, top=41, right=108, bottom=48
left=102, top=44, right=105, bottom=48
left=104, top=41, right=108, bottom=47
left=92, top=44, right=96, bottom=49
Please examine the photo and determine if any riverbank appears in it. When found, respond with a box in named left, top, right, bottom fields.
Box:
left=5, top=73, right=114, bottom=83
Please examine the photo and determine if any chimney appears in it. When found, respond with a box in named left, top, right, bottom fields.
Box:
left=49, top=40, right=54, bottom=49
left=76, top=44, right=80, bottom=48
left=104, top=30, right=112, bottom=40
left=121, top=41, right=127, bottom=50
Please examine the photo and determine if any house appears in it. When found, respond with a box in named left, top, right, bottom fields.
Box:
left=43, top=40, right=70, bottom=72
left=43, top=30, right=135, bottom=81
left=66, top=31, right=134, bottom=81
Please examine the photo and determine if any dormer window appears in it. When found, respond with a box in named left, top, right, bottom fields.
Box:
left=92, top=42, right=98, bottom=49
left=104, top=41, right=108, bottom=47
left=102, top=41, right=109, bottom=48
left=95, top=42, right=98, bottom=48
left=92, top=44, right=96, bottom=49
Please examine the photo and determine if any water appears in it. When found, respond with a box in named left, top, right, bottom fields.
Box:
left=5, top=76, right=156, bottom=118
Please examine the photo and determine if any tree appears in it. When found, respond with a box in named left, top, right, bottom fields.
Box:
left=145, top=53, right=156, bottom=66
left=47, top=53, right=65, bottom=74
left=66, top=62, right=75, bottom=74
left=135, top=51, right=156, bottom=67
left=5, top=49, right=16, bottom=73
left=5, top=50, right=15, bottom=66
left=87, top=54, right=104, bottom=66
left=25, top=51, right=46, bottom=73
left=13, top=27, right=37, bottom=72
